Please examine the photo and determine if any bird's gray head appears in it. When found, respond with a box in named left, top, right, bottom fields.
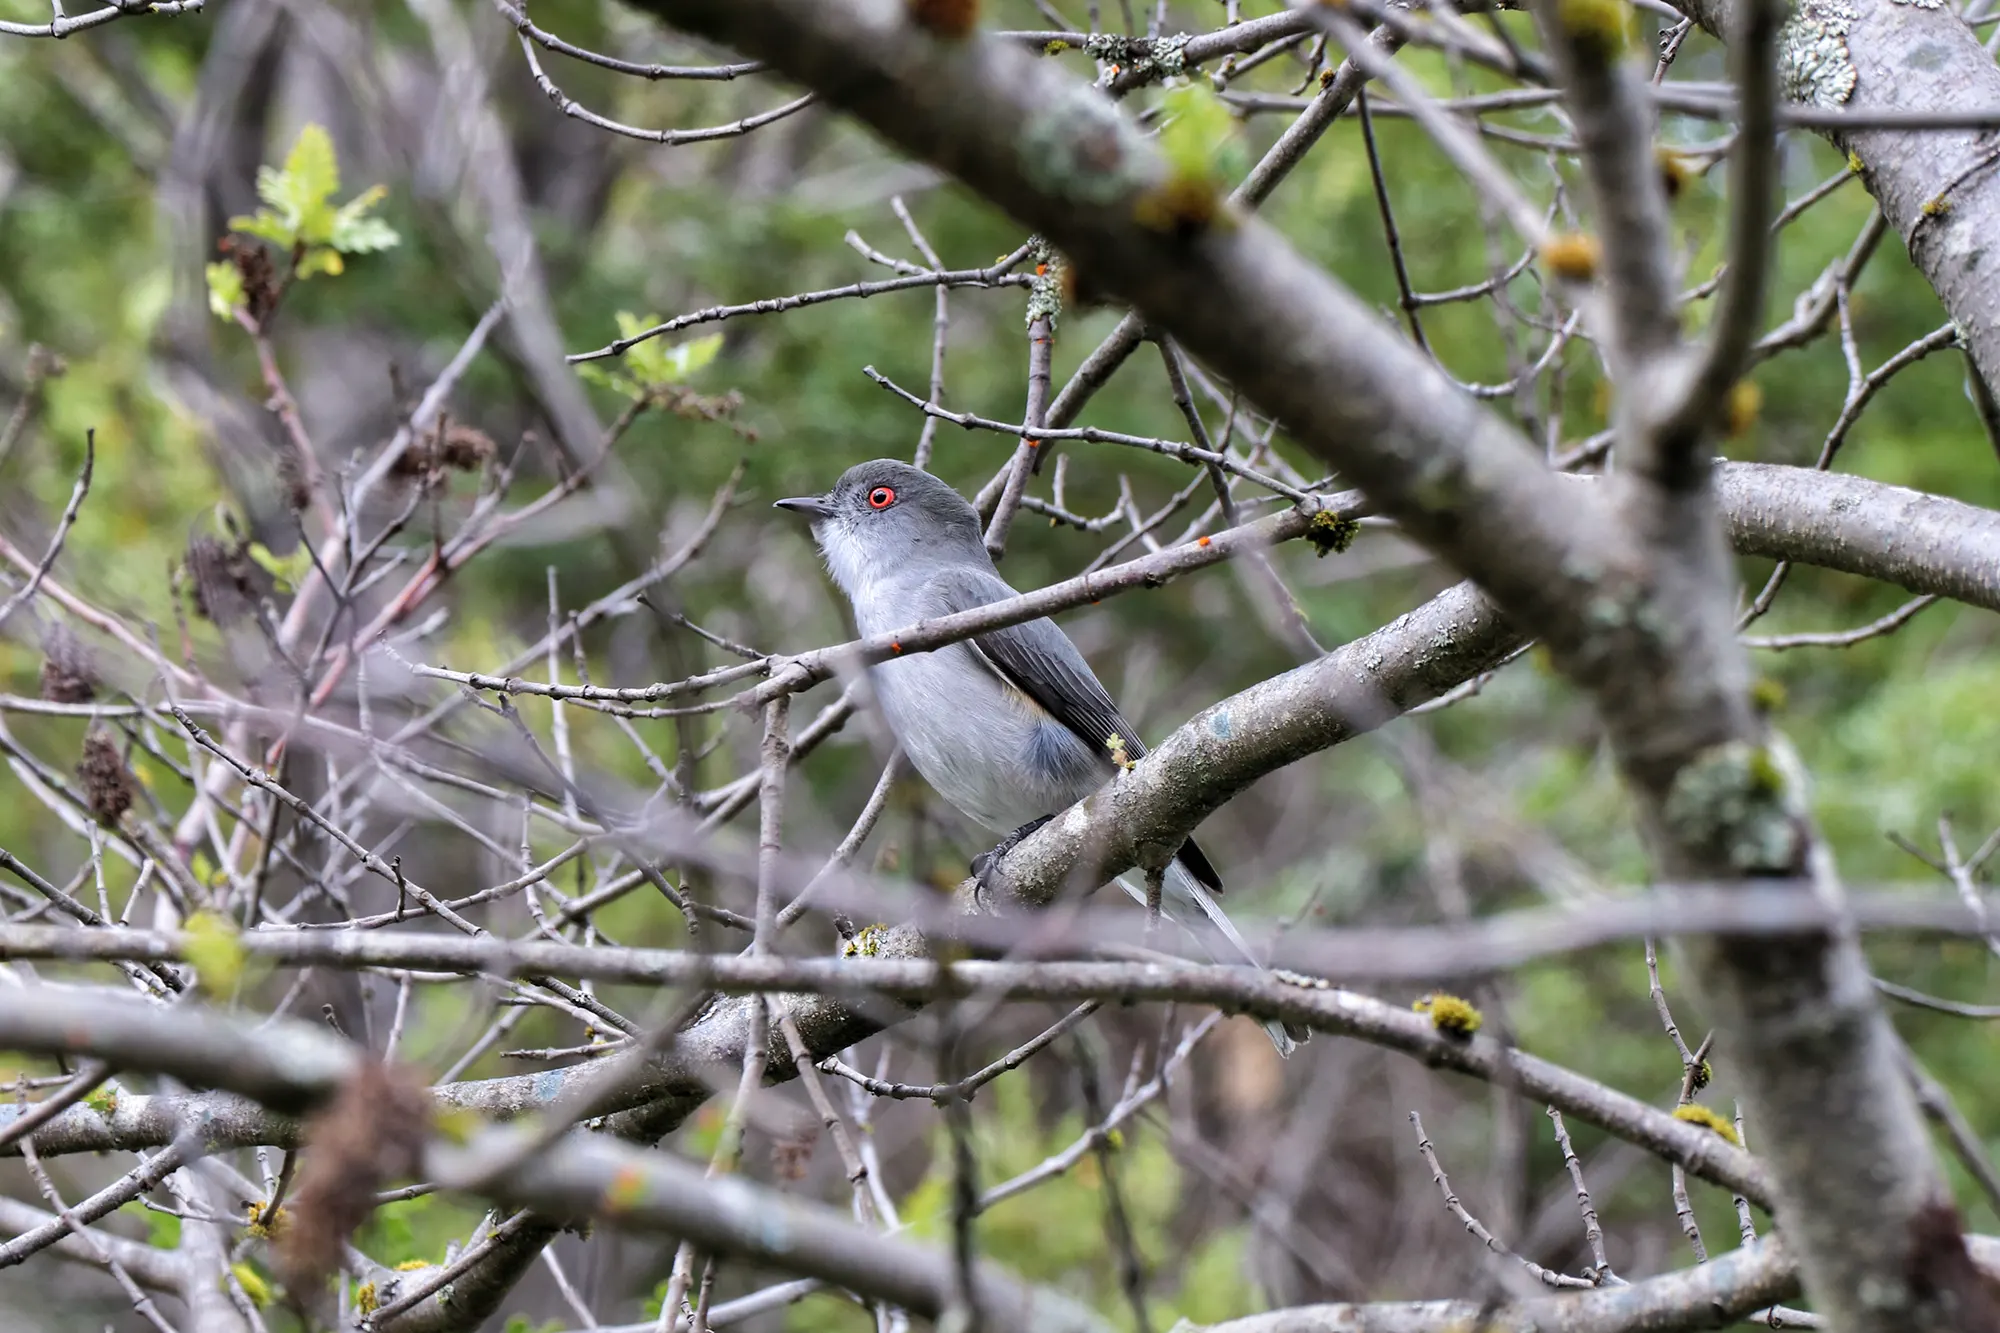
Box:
left=774, top=459, right=988, bottom=599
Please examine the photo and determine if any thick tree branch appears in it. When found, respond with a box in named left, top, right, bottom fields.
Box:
left=1717, top=463, right=2000, bottom=610
left=8, top=887, right=1999, bottom=996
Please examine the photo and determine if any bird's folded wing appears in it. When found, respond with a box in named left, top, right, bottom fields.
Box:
left=928, top=565, right=1224, bottom=893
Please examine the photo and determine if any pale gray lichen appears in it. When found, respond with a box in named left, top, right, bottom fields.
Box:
left=1889, top=0, right=1943, bottom=10
left=1778, top=0, right=1858, bottom=108
left=1662, top=739, right=1807, bottom=874
left=1024, top=236, right=1064, bottom=329
left=1020, top=80, right=1154, bottom=208
left=1084, top=32, right=1190, bottom=87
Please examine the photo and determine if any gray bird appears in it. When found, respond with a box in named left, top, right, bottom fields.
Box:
left=776, top=459, right=1306, bottom=1057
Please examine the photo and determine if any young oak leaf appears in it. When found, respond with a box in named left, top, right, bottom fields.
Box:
left=577, top=315, right=724, bottom=399
left=1136, top=81, right=1246, bottom=232
left=226, top=124, right=399, bottom=281
left=183, top=910, right=248, bottom=998
left=205, top=261, right=246, bottom=321
left=1156, top=80, right=1245, bottom=187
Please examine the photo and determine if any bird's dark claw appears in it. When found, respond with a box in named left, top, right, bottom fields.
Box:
left=970, top=814, right=1054, bottom=904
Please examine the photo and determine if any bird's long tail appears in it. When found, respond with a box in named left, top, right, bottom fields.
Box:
left=1115, top=861, right=1306, bottom=1059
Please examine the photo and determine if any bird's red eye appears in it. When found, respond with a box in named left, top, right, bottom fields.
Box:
left=867, top=486, right=896, bottom=509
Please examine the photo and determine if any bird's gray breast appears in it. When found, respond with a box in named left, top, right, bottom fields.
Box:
left=860, top=620, right=1104, bottom=832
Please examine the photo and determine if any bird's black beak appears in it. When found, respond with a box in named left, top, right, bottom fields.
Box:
left=773, top=496, right=834, bottom=520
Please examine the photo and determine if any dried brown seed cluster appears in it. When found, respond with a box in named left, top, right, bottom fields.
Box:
left=277, top=1061, right=434, bottom=1293
left=391, top=420, right=499, bottom=480
left=39, top=627, right=98, bottom=703
left=185, top=534, right=263, bottom=627
left=77, top=731, right=132, bottom=826
left=217, top=235, right=282, bottom=325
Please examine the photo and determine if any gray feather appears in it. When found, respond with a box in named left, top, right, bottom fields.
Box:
left=1115, top=862, right=1299, bottom=1059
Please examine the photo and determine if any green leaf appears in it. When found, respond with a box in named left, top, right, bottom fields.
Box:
left=297, top=247, right=344, bottom=279
left=227, top=212, right=296, bottom=246
left=249, top=127, right=340, bottom=244
left=226, top=124, right=396, bottom=271
left=183, top=910, right=247, bottom=998
left=1156, top=81, right=1244, bottom=186
left=122, top=1199, right=180, bottom=1249
left=575, top=363, right=638, bottom=398
left=605, top=315, right=723, bottom=390
left=660, top=332, right=724, bottom=381
left=249, top=167, right=301, bottom=244
left=205, top=262, right=245, bottom=322
left=283, top=123, right=341, bottom=242
left=245, top=541, right=312, bottom=594
left=330, top=185, right=399, bottom=254
left=146, top=1207, right=180, bottom=1249
left=229, top=1263, right=274, bottom=1309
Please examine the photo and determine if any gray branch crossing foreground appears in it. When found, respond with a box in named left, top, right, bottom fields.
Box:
left=573, top=3, right=1992, bottom=1329
left=5, top=886, right=1999, bottom=1000
left=0, top=944, right=1778, bottom=1208
left=1, top=988, right=1994, bottom=1333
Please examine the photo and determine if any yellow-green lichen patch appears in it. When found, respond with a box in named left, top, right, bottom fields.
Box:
left=1541, top=232, right=1602, bottom=282
left=1306, top=509, right=1360, bottom=557
left=243, top=1199, right=288, bottom=1240
left=842, top=923, right=892, bottom=958
left=1673, top=1103, right=1742, bottom=1145
left=1414, top=992, right=1483, bottom=1039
